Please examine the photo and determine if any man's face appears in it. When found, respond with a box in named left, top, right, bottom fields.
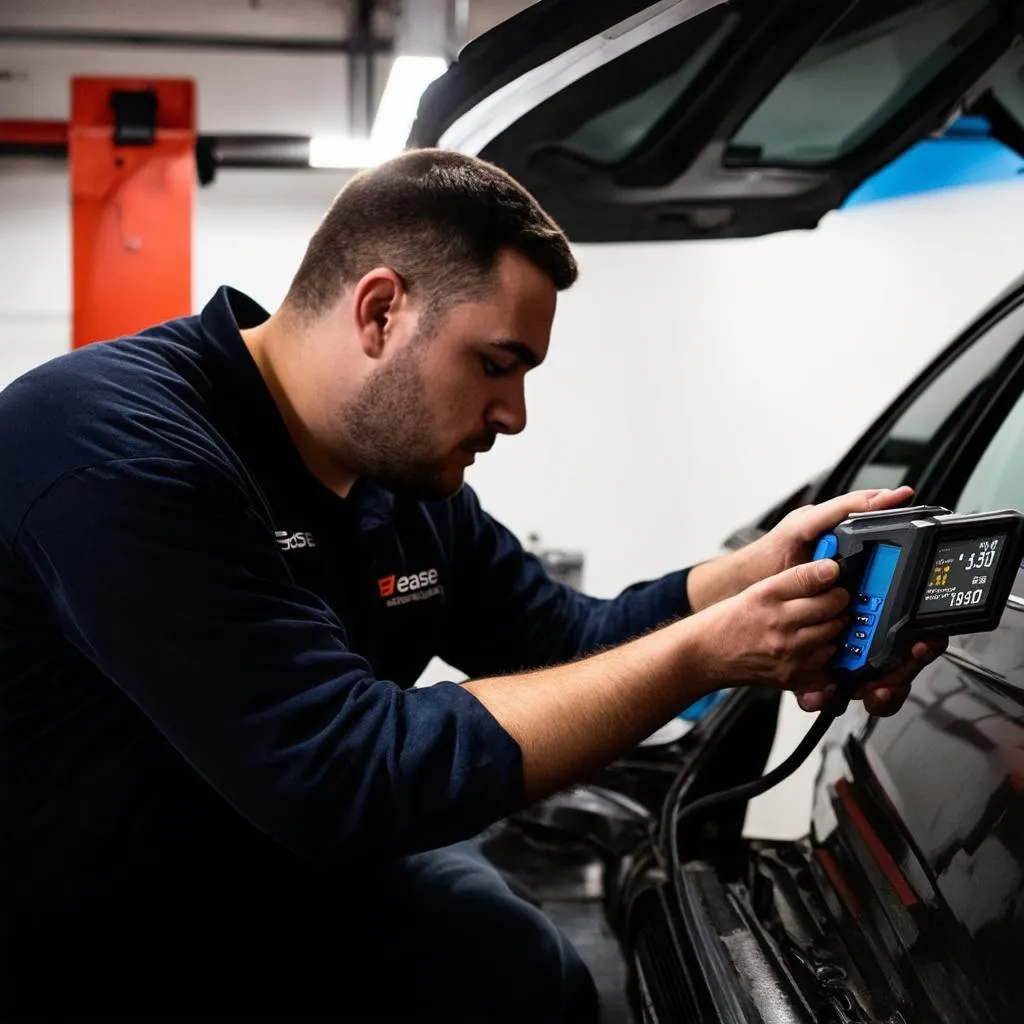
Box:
left=340, top=248, right=557, bottom=499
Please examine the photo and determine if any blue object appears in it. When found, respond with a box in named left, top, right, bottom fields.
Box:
left=844, top=116, right=1024, bottom=209
left=814, top=533, right=839, bottom=561
left=680, top=688, right=731, bottom=722
left=835, top=542, right=902, bottom=671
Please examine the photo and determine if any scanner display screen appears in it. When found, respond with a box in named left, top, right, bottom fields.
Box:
left=916, top=534, right=1006, bottom=616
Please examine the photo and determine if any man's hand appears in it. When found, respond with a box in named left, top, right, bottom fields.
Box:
left=744, top=485, right=948, bottom=715
left=687, top=487, right=916, bottom=614
left=792, top=636, right=947, bottom=716
left=692, top=547, right=948, bottom=716
left=749, top=486, right=916, bottom=579
left=687, top=486, right=949, bottom=715
left=693, top=557, right=849, bottom=691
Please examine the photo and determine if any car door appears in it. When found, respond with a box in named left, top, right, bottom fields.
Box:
left=412, top=0, right=1024, bottom=242
left=803, top=300, right=1024, bottom=1024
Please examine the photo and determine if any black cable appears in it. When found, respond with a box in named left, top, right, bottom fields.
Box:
left=672, top=686, right=853, bottom=826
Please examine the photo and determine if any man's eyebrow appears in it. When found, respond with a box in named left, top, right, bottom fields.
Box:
left=490, top=339, right=541, bottom=368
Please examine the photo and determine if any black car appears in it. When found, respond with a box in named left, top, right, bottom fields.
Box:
left=412, top=2, right=1024, bottom=1022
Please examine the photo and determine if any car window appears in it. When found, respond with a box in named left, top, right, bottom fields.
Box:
left=991, top=54, right=1024, bottom=127
left=956, top=388, right=1024, bottom=515
left=485, top=0, right=999, bottom=174
left=563, top=9, right=741, bottom=165
left=846, top=299, right=1024, bottom=493
left=954, top=378, right=1024, bottom=599
left=728, top=0, right=995, bottom=167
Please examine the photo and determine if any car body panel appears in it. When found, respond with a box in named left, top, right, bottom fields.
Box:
left=811, top=601, right=1024, bottom=1023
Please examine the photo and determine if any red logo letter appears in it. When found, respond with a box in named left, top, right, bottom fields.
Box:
left=378, top=575, right=396, bottom=598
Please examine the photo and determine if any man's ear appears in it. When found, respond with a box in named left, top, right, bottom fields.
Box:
left=352, top=268, right=406, bottom=359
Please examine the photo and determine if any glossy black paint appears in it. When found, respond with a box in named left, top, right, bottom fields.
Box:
left=809, top=602, right=1024, bottom=1024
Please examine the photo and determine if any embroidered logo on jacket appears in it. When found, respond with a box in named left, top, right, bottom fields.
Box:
left=377, top=569, right=442, bottom=607
left=275, top=530, right=317, bottom=552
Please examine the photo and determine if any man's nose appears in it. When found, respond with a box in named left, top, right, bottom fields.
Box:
left=489, top=386, right=527, bottom=436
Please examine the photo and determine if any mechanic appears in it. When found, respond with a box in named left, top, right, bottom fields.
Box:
left=0, top=148, right=942, bottom=1023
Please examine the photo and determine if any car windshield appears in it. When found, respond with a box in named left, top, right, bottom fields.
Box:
left=727, top=0, right=995, bottom=166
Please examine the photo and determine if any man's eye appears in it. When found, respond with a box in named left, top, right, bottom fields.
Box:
left=481, top=356, right=515, bottom=377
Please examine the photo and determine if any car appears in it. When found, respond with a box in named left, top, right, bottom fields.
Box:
left=412, top=2, right=1024, bottom=1022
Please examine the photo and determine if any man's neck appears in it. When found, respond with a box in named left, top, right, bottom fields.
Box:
left=240, top=320, right=359, bottom=498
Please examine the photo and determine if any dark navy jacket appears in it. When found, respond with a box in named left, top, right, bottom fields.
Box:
left=0, top=287, right=690, bottom=920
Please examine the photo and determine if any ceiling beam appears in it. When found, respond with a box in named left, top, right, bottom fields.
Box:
left=0, top=26, right=393, bottom=55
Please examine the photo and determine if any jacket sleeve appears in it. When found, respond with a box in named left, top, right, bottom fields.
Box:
left=438, top=487, right=693, bottom=678
left=9, top=458, right=524, bottom=861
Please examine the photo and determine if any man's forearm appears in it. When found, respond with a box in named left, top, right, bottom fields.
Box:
left=465, top=615, right=715, bottom=803
left=685, top=546, right=760, bottom=612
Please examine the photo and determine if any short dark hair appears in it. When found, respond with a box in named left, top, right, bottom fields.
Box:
left=282, top=148, right=578, bottom=329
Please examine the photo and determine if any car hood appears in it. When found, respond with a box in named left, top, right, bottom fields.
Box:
left=411, top=0, right=1024, bottom=242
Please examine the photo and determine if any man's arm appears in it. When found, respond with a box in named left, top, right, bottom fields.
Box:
left=685, top=547, right=761, bottom=612
left=437, top=486, right=940, bottom=725
left=467, top=557, right=853, bottom=801
left=10, top=458, right=529, bottom=860
left=436, top=487, right=696, bottom=677
left=18, top=458, right=823, bottom=856
left=11, top=463, right=932, bottom=855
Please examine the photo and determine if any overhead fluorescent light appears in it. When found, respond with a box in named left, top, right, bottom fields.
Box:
left=371, top=55, right=448, bottom=154
left=308, top=55, right=448, bottom=170
left=308, top=136, right=389, bottom=170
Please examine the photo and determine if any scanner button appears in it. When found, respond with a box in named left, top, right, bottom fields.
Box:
left=854, top=614, right=874, bottom=626
left=854, top=630, right=868, bottom=640
left=814, top=534, right=839, bottom=561
left=867, top=597, right=884, bottom=610
left=846, top=644, right=863, bottom=656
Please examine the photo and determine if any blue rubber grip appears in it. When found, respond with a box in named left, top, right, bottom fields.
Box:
left=813, top=533, right=839, bottom=561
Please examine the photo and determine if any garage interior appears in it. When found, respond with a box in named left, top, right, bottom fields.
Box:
left=4, top=1, right=1024, bottom=1021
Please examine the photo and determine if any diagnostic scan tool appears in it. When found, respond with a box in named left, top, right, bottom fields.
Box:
left=676, top=505, right=1024, bottom=825
left=813, top=505, right=1024, bottom=682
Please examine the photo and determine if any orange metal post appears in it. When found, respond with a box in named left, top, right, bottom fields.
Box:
left=69, top=77, right=195, bottom=349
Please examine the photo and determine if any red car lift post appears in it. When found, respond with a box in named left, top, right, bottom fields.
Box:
left=0, top=76, right=196, bottom=348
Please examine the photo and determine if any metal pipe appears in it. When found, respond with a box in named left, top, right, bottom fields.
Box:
left=0, top=26, right=392, bottom=54
left=348, top=0, right=377, bottom=138
left=0, top=132, right=323, bottom=174
left=207, top=134, right=312, bottom=169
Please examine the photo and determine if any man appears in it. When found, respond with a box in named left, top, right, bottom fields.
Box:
left=0, top=149, right=940, bottom=1022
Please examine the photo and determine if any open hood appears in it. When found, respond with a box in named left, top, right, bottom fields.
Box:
left=410, top=0, right=1024, bottom=242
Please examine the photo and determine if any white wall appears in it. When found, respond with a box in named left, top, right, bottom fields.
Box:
left=0, top=161, right=351, bottom=382
left=468, top=181, right=1024, bottom=595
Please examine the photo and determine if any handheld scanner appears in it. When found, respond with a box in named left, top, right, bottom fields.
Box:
left=812, top=505, right=1024, bottom=682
